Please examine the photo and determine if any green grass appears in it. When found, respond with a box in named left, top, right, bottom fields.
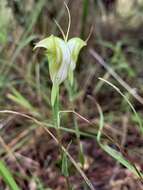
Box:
left=0, top=160, right=20, bottom=190
left=97, top=78, right=143, bottom=178
left=0, top=0, right=143, bottom=189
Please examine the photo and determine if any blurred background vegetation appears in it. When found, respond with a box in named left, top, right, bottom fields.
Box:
left=0, top=0, right=143, bottom=189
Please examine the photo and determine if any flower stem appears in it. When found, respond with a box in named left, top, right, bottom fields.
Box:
left=52, top=88, right=62, bottom=151
left=52, top=88, right=72, bottom=189
left=67, top=79, right=84, bottom=167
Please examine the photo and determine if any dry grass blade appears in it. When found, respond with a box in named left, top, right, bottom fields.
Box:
left=0, top=110, right=95, bottom=190
left=43, top=127, right=95, bottom=190
left=89, top=49, right=143, bottom=105
left=0, top=135, right=25, bottom=176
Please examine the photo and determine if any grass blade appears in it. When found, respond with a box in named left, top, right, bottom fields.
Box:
left=81, top=0, right=89, bottom=38
left=96, top=78, right=143, bottom=179
left=0, top=160, right=20, bottom=190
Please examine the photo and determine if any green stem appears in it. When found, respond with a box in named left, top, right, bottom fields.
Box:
left=52, top=88, right=71, bottom=189
left=81, top=0, right=89, bottom=39
left=68, top=79, right=84, bottom=166
left=52, top=87, right=62, bottom=149
left=66, top=176, right=71, bottom=190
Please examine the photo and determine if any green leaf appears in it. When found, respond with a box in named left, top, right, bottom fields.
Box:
left=0, top=0, right=13, bottom=44
left=96, top=78, right=143, bottom=179
left=68, top=70, right=74, bottom=86
left=7, top=87, right=39, bottom=117
left=0, top=160, right=20, bottom=190
left=51, top=85, right=59, bottom=107
left=61, top=151, right=69, bottom=177
left=79, top=143, right=85, bottom=167
left=100, top=144, right=143, bottom=178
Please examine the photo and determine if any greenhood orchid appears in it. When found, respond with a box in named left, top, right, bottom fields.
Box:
left=34, top=3, right=87, bottom=106
left=34, top=35, right=86, bottom=84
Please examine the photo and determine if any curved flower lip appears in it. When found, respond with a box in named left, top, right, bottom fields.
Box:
left=34, top=35, right=86, bottom=85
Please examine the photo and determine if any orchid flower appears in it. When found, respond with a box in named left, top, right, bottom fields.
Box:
left=34, top=3, right=87, bottom=106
